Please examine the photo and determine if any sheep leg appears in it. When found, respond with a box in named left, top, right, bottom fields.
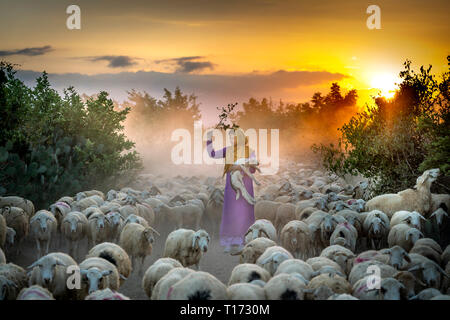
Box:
left=45, top=239, right=50, bottom=256
left=35, top=239, right=41, bottom=259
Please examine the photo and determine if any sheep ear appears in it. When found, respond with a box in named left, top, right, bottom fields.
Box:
left=405, top=232, right=410, bottom=241
left=260, top=252, right=276, bottom=265
left=28, top=259, right=41, bottom=269
left=6, top=279, right=18, bottom=288
left=408, top=265, right=422, bottom=272
left=102, top=270, right=113, bottom=276
left=403, top=253, right=411, bottom=263
left=433, top=262, right=449, bottom=278
left=413, top=275, right=426, bottom=286
left=119, top=274, right=127, bottom=281
left=192, top=234, right=198, bottom=248
left=55, top=259, right=67, bottom=266
left=260, top=229, right=270, bottom=238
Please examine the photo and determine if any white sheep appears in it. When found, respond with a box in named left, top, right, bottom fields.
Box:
left=17, top=285, right=55, bottom=300
left=87, top=211, right=110, bottom=248
left=363, top=210, right=390, bottom=250
left=61, top=211, right=88, bottom=260
left=279, top=220, right=312, bottom=260
left=151, top=267, right=194, bottom=300
left=390, top=210, right=426, bottom=230
left=306, top=273, right=352, bottom=299
left=204, top=188, right=224, bottom=236
left=157, top=203, right=203, bottom=230
left=85, top=287, right=130, bottom=300
left=430, top=193, right=450, bottom=214
left=244, top=219, right=277, bottom=244
left=228, top=263, right=272, bottom=286
left=406, top=253, right=448, bottom=290
left=254, top=200, right=283, bottom=225
left=365, top=168, right=440, bottom=217
left=119, top=222, right=159, bottom=275
left=306, top=257, right=344, bottom=275
left=227, top=283, right=266, bottom=300
left=166, top=271, right=227, bottom=300
left=123, top=213, right=149, bottom=228
left=328, top=293, right=359, bottom=300
left=73, top=195, right=104, bottom=211
left=256, top=246, right=294, bottom=275
left=264, top=273, right=307, bottom=300
left=352, top=276, right=404, bottom=300
left=274, top=203, right=297, bottom=233
left=274, top=259, right=314, bottom=281
left=87, top=242, right=132, bottom=284
left=329, top=222, right=358, bottom=252
left=0, top=263, right=28, bottom=300
left=0, top=196, right=35, bottom=217
left=78, top=257, right=121, bottom=299
left=28, top=252, right=78, bottom=299
left=231, top=237, right=277, bottom=264
left=388, top=224, right=423, bottom=251
left=348, top=260, right=397, bottom=286
left=29, top=210, right=58, bottom=259
left=163, top=228, right=210, bottom=270
left=0, top=206, right=29, bottom=255
left=105, top=211, right=124, bottom=242
left=142, top=257, right=183, bottom=298
left=320, top=245, right=356, bottom=275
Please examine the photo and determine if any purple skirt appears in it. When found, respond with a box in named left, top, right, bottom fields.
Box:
left=220, top=171, right=255, bottom=247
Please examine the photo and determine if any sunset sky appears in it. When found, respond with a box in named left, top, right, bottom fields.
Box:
left=1, top=0, right=449, bottom=123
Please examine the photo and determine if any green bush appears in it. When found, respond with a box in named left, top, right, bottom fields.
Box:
left=0, top=62, right=142, bottom=208
left=313, top=56, right=450, bottom=194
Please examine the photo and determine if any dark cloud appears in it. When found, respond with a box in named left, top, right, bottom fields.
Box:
left=0, top=45, right=53, bottom=57
left=85, top=55, right=138, bottom=68
left=156, top=56, right=215, bottom=73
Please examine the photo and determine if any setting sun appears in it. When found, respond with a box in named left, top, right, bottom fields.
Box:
left=370, top=73, right=401, bottom=99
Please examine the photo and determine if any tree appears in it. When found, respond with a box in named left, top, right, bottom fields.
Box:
left=313, top=56, right=450, bottom=194
left=0, top=62, right=142, bottom=207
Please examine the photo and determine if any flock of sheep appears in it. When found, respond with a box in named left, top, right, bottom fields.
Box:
left=0, top=161, right=449, bottom=300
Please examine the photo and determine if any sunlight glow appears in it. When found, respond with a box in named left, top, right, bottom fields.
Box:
left=370, top=73, right=401, bottom=99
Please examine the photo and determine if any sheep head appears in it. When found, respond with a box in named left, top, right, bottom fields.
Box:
left=80, top=267, right=113, bottom=294
left=415, top=168, right=440, bottom=189
left=380, top=246, right=411, bottom=269
left=142, top=226, right=160, bottom=244
left=0, top=275, right=18, bottom=300
left=64, top=215, right=82, bottom=233
left=192, top=230, right=210, bottom=253
left=405, top=228, right=423, bottom=244
left=106, top=211, right=123, bottom=226
left=393, top=271, right=424, bottom=299
left=430, top=208, right=448, bottom=226
left=408, top=260, right=448, bottom=288
left=403, top=211, right=426, bottom=230
left=28, top=256, right=67, bottom=286
left=6, top=227, right=16, bottom=245
left=30, top=212, right=52, bottom=232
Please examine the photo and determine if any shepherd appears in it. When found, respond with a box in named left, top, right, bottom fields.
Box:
left=206, top=127, right=259, bottom=254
